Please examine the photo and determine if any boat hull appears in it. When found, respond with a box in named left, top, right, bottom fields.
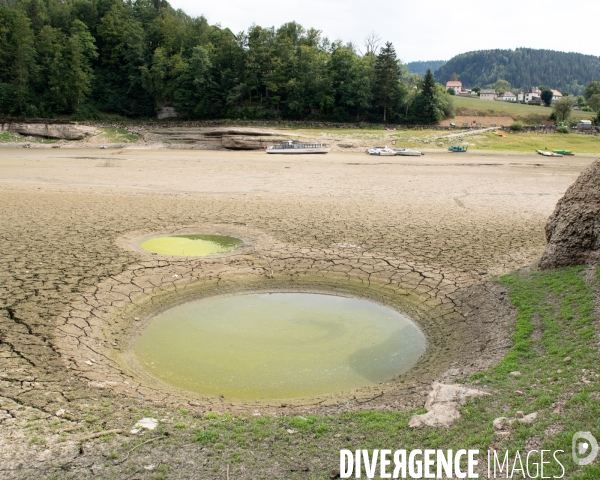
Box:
left=537, top=150, right=563, bottom=157
left=395, top=149, right=422, bottom=156
left=368, top=151, right=396, bottom=156
left=267, top=147, right=330, bottom=154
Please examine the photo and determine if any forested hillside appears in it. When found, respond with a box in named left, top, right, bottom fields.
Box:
left=435, top=48, right=600, bottom=95
left=407, top=61, right=446, bottom=76
left=0, top=0, right=452, bottom=123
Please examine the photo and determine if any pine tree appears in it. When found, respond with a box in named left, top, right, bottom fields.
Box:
left=420, top=69, right=438, bottom=123
left=374, top=42, right=402, bottom=122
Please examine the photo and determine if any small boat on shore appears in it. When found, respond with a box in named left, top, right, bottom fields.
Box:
left=536, top=150, right=563, bottom=157
left=366, top=146, right=396, bottom=156
left=553, top=149, right=574, bottom=156
left=395, top=148, right=423, bottom=156
left=266, top=140, right=330, bottom=154
left=448, top=145, right=468, bottom=152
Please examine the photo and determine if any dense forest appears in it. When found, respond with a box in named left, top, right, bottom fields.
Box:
left=407, top=60, right=446, bottom=77
left=0, top=0, right=452, bottom=123
left=435, top=48, right=600, bottom=95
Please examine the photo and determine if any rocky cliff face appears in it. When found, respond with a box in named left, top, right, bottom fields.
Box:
left=2, top=123, right=99, bottom=140
left=539, top=159, right=600, bottom=269
left=146, top=127, right=285, bottom=150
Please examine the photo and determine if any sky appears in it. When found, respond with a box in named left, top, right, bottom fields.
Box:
left=168, top=0, right=599, bottom=63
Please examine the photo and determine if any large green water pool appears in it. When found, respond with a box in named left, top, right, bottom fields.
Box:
left=140, top=234, right=243, bottom=256
left=132, top=293, right=426, bottom=400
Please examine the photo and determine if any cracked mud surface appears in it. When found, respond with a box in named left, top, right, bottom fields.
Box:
left=0, top=149, right=596, bottom=476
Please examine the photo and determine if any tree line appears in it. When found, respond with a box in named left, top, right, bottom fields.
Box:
left=0, top=0, right=453, bottom=123
left=435, top=48, right=600, bottom=96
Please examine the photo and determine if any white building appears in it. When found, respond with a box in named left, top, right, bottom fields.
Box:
left=498, top=91, right=517, bottom=102
left=525, top=87, right=542, bottom=103
left=551, top=90, right=563, bottom=101
left=518, top=92, right=525, bottom=102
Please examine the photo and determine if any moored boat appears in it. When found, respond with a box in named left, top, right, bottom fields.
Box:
left=266, top=140, right=330, bottom=154
left=366, top=146, right=396, bottom=156
left=536, top=149, right=563, bottom=157
left=395, top=148, right=423, bottom=156
left=553, top=149, right=574, bottom=156
left=448, top=145, right=468, bottom=152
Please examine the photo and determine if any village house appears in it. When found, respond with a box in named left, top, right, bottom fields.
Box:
left=518, top=92, right=525, bottom=102
left=525, top=87, right=542, bottom=104
left=551, top=90, right=563, bottom=101
left=480, top=89, right=496, bottom=101
left=445, top=80, right=462, bottom=94
left=498, top=91, right=517, bottom=102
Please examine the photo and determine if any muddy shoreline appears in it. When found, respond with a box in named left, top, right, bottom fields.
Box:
left=0, top=148, right=596, bottom=475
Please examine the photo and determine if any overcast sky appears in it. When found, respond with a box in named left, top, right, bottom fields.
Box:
left=168, top=0, right=599, bottom=62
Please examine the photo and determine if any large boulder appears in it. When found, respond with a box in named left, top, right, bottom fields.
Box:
left=6, top=123, right=99, bottom=140
left=539, top=159, right=600, bottom=269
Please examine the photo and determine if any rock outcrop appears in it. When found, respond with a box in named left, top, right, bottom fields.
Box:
left=540, top=159, right=600, bottom=269
left=408, top=383, right=488, bottom=428
left=146, top=127, right=286, bottom=150
left=3, top=123, right=99, bottom=140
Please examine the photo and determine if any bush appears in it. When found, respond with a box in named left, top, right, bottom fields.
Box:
left=510, top=121, right=524, bottom=131
left=556, top=126, right=570, bottom=134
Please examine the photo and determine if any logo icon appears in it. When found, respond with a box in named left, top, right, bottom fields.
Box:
left=573, top=432, right=598, bottom=466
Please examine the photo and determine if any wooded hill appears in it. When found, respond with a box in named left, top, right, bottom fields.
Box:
left=406, top=60, right=446, bottom=76
left=434, top=48, right=600, bottom=95
left=407, top=61, right=446, bottom=77
left=0, top=0, right=452, bottom=123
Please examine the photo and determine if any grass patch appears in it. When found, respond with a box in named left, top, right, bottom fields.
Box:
left=283, top=126, right=600, bottom=153
left=95, top=127, right=139, bottom=143
left=0, top=131, right=58, bottom=143
left=467, top=131, right=600, bottom=153
left=453, top=96, right=596, bottom=124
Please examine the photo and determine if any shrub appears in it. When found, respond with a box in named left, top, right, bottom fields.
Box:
left=556, top=126, right=570, bottom=134
left=510, top=121, right=524, bottom=131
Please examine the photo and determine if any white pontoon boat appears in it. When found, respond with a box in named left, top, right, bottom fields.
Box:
left=266, top=140, right=330, bottom=154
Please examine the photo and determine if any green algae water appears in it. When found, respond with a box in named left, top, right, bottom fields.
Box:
left=132, top=293, right=426, bottom=400
left=140, top=234, right=243, bottom=256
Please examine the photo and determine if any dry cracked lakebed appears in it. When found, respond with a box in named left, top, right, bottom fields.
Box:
left=0, top=148, right=597, bottom=475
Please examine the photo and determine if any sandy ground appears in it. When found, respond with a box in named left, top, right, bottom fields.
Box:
left=0, top=148, right=596, bottom=477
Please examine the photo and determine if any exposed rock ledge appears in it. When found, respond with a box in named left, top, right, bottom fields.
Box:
left=540, top=159, right=600, bottom=269
left=1, top=123, right=99, bottom=140
left=408, top=383, right=488, bottom=428
left=145, top=127, right=287, bottom=150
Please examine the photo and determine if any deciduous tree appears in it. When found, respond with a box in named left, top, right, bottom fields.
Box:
left=585, top=81, right=600, bottom=100
left=553, top=96, right=576, bottom=122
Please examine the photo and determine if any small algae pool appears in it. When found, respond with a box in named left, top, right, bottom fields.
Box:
left=140, top=234, right=243, bottom=256
left=132, top=293, right=426, bottom=400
